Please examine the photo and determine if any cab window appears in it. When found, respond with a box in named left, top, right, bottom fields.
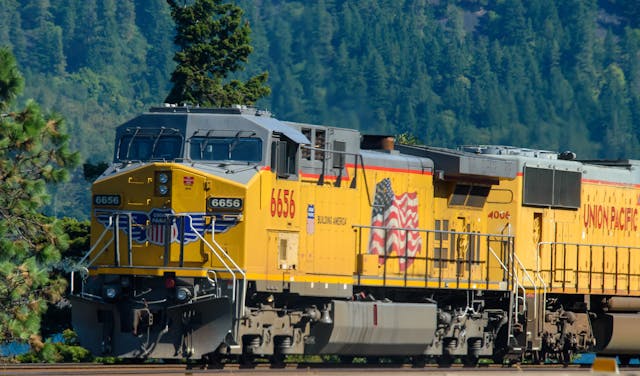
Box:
left=116, top=134, right=182, bottom=162
left=190, top=137, right=262, bottom=162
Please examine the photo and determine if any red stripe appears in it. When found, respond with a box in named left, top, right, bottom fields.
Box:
left=345, top=163, right=432, bottom=175
left=582, top=178, right=640, bottom=188
left=373, top=304, right=378, bottom=326
left=300, top=173, right=351, bottom=181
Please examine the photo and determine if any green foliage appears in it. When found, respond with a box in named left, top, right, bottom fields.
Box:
left=0, top=48, right=23, bottom=109
left=82, top=161, right=109, bottom=182
left=164, top=0, right=271, bottom=107
left=396, top=132, right=421, bottom=146
left=1, top=1, right=640, bottom=216
left=17, top=329, right=92, bottom=363
left=0, top=47, right=78, bottom=343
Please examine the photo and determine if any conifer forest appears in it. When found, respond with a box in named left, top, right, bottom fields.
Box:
left=1, top=0, right=640, bottom=218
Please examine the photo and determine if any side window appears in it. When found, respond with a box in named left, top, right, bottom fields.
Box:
left=301, top=128, right=312, bottom=160
left=271, top=139, right=298, bottom=178
left=449, top=184, right=490, bottom=208
left=332, top=140, right=346, bottom=169
left=315, top=130, right=325, bottom=160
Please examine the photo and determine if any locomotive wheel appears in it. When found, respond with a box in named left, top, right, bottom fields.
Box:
left=530, top=350, right=542, bottom=365
left=269, top=353, right=286, bottom=368
left=339, top=355, right=355, bottom=364
left=437, top=355, right=453, bottom=367
left=365, top=356, right=380, bottom=364
left=561, top=349, right=573, bottom=366
left=491, top=353, right=505, bottom=365
left=463, top=354, right=479, bottom=367
left=202, top=353, right=223, bottom=369
left=412, top=355, right=427, bottom=368
left=239, top=353, right=256, bottom=367
left=618, top=355, right=631, bottom=366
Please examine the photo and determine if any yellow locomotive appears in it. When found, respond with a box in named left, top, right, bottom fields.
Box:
left=70, top=106, right=640, bottom=364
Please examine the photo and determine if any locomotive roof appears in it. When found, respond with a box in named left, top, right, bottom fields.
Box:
left=395, top=144, right=518, bottom=182
left=117, top=106, right=311, bottom=145
left=460, top=145, right=640, bottom=185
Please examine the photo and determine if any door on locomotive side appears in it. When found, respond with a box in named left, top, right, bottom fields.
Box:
left=298, top=126, right=360, bottom=278
left=261, top=132, right=304, bottom=291
left=431, top=180, right=489, bottom=285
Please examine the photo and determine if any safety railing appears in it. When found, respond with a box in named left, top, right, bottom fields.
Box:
left=352, top=224, right=516, bottom=291
left=351, top=223, right=546, bottom=349
left=537, top=241, right=640, bottom=295
left=70, top=212, right=247, bottom=320
left=71, top=214, right=116, bottom=294
left=172, top=213, right=247, bottom=320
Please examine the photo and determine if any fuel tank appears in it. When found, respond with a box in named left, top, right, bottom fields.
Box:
left=305, top=300, right=437, bottom=356
left=592, top=313, right=640, bottom=354
left=605, top=297, right=640, bottom=312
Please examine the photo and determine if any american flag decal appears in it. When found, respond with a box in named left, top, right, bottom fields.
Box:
left=368, top=178, right=422, bottom=271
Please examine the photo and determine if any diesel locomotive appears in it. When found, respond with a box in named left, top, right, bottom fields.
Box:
left=70, top=106, right=640, bottom=364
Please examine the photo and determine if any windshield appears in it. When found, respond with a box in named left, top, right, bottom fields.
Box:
left=116, top=132, right=183, bottom=162
left=190, top=136, right=262, bottom=162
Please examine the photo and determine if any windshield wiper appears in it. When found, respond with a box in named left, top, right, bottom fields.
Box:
left=228, top=130, right=257, bottom=159
left=200, top=129, right=216, bottom=159
left=150, top=127, right=167, bottom=159
left=124, top=127, right=141, bottom=160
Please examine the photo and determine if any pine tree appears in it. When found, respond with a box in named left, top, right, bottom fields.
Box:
left=0, top=48, right=78, bottom=343
left=164, top=0, right=270, bottom=107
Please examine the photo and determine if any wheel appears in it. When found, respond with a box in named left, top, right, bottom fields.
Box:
left=270, top=353, right=286, bottom=368
left=561, top=349, right=573, bottom=366
left=365, top=356, right=380, bottom=364
left=239, top=353, right=256, bottom=367
left=202, top=353, right=223, bottom=369
left=463, top=354, right=479, bottom=367
left=412, top=355, right=426, bottom=368
left=437, top=354, right=453, bottom=367
left=339, top=355, right=355, bottom=364
left=492, top=352, right=505, bottom=365
left=618, top=355, right=631, bottom=366
left=530, top=350, right=542, bottom=365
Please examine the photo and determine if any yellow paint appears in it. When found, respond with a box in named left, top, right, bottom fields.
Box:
left=88, top=157, right=640, bottom=298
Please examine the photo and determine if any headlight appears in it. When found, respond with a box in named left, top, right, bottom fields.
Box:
left=158, top=185, right=169, bottom=195
left=155, top=171, right=172, bottom=197
left=176, top=287, right=192, bottom=302
left=158, top=173, right=169, bottom=184
left=103, top=285, right=120, bottom=301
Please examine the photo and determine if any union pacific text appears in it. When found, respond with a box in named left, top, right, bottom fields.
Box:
left=583, top=204, right=638, bottom=231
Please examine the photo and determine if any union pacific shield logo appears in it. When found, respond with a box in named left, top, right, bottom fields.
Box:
left=148, top=209, right=179, bottom=245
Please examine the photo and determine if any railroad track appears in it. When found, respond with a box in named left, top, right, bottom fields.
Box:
left=0, top=362, right=609, bottom=376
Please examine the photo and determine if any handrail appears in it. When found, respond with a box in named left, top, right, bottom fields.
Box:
left=71, top=216, right=115, bottom=293
left=536, top=241, right=640, bottom=293
left=503, top=225, right=531, bottom=320
left=76, top=216, right=114, bottom=266
left=513, top=253, right=538, bottom=318
left=175, top=214, right=247, bottom=320
left=353, top=223, right=516, bottom=239
left=537, top=240, right=640, bottom=250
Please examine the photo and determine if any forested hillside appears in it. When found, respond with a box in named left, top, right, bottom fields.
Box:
left=1, top=0, right=639, bottom=218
